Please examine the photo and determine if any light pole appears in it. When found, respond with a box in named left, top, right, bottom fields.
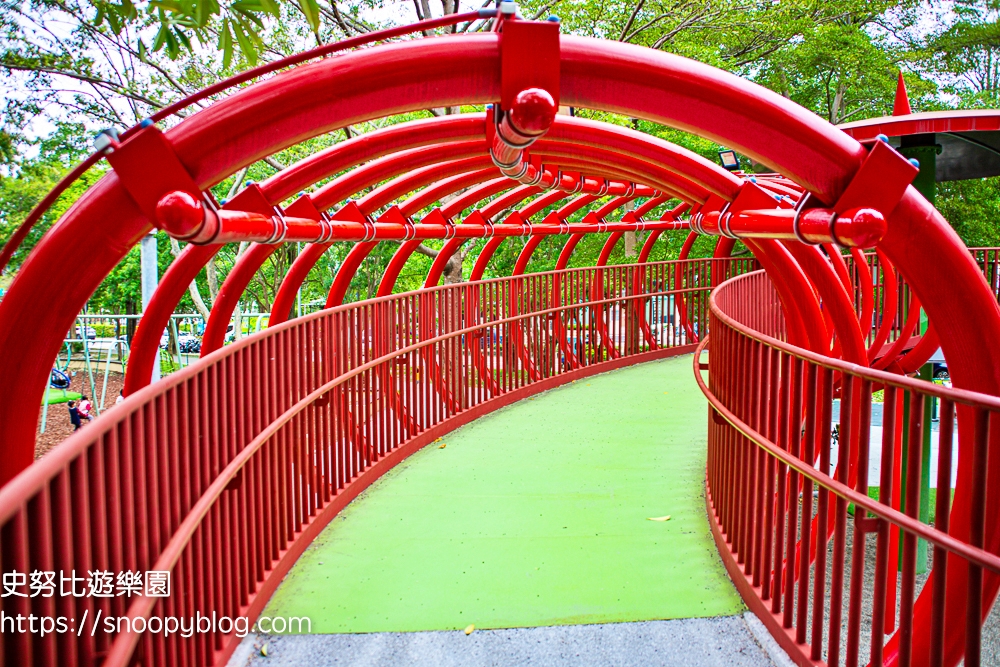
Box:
left=141, top=230, right=160, bottom=383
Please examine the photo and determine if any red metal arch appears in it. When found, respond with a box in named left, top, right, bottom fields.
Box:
left=132, top=111, right=734, bottom=384
left=0, top=29, right=998, bottom=667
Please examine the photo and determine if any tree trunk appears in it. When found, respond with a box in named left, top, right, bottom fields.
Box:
left=233, top=303, right=243, bottom=342
left=830, top=80, right=847, bottom=124
left=442, top=254, right=463, bottom=284
left=169, top=238, right=212, bottom=320
left=624, top=199, right=637, bottom=257
left=207, top=259, right=220, bottom=302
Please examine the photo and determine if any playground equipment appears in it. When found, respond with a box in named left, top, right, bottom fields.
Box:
left=0, top=6, right=999, bottom=667
left=38, top=368, right=77, bottom=436
left=38, top=336, right=129, bottom=434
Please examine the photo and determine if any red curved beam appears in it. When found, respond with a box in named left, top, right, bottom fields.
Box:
left=377, top=172, right=508, bottom=298
left=205, top=153, right=497, bottom=358
left=631, top=202, right=689, bottom=350
left=201, top=243, right=278, bottom=356
left=278, top=143, right=677, bottom=323
left=867, top=248, right=900, bottom=362
left=0, top=35, right=997, bottom=666
left=427, top=184, right=542, bottom=288
left=584, top=196, right=646, bottom=360
left=124, top=243, right=221, bottom=394
left=263, top=115, right=486, bottom=202
left=846, top=247, right=875, bottom=339
left=131, top=118, right=493, bottom=387
left=544, top=117, right=740, bottom=200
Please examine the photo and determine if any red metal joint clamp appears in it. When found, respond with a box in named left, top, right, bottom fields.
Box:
left=316, top=211, right=334, bottom=244
left=401, top=216, right=417, bottom=241
left=442, top=217, right=457, bottom=240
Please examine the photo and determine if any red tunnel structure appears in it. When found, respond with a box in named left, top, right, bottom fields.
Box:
left=1, top=7, right=1000, bottom=667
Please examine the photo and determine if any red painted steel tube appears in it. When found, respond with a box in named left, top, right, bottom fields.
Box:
left=135, top=119, right=497, bottom=390
left=145, top=10, right=487, bottom=128
left=697, top=206, right=886, bottom=248
left=272, top=145, right=659, bottom=326
left=326, top=241, right=379, bottom=308
left=873, top=290, right=923, bottom=371
left=162, top=210, right=690, bottom=246
left=124, top=243, right=222, bottom=394
left=847, top=246, right=876, bottom=338
left=633, top=203, right=690, bottom=349
left=441, top=185, right=541, bottom=286
left=544, top=118, right=739, bottom=201
left=200, top=244, right=279, bottom=356
left=377, top=173, right=506, bottom=298
left=1, top=32, right=999, bottom=667
left=867, top=248, right=899, bottom=362
left=399, top=168, right=502, bottom=218
left=264, top=115, right=487, bottom=203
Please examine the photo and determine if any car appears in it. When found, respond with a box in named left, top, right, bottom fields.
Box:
left=75, top=326, right=97, bottom=340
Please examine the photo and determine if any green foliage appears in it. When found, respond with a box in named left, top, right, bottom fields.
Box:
left=0, top=122, right=105, bottom=273
left=3, top=0, right=1000, bottom=320
left=919, top=0, right=1000, bottom=107
left=936, top=177, right=1000, bottom=248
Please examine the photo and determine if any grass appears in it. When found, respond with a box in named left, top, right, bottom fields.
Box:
left=848, top=486, right=952, bottom=525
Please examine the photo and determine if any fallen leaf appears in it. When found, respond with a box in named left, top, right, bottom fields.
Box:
left=261, top=643, right=268, bottom=657
left=434, top=437, right=443, bottom=442
left=464, top=624, right=475, bottom=635
left=647, top=515, right=671, bottom=522
left=439, top=443, right=447, bottom=449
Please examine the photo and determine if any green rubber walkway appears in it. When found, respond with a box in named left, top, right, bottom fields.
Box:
left=263, top=355, right=743, bottom=633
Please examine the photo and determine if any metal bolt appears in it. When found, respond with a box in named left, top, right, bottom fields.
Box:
left=93, top=128, right=120, bottom=153
left=908, top=158, right=920, bottom=168
left=877, top=134, right=889, bottom=143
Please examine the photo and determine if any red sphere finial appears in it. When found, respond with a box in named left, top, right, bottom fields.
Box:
left=509, top=88, right=557, bottom=137
left=155, top=190, right=204, bottom=237
left=835, top=208, right=886, bottom=248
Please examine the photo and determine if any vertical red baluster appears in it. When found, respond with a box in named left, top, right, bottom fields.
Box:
left=772, top=352, right=789, bottom=615
left=846, top=378, right=872, bottom=667
left=871, top=386, right=898, bottom=666
left=796, top=362, right=816, bottom=644
left=929, top=398, right=954, bottom=667
left=811, top=365, right=833, bottom=660
left=783, top=356, right=803, bottom=629
left=898, top=392, right=925, bottom=667
left=965, top=407, right=989, bottom=667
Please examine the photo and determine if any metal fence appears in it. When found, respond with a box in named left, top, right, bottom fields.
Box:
left=699, top=269, right=1000, bottom=667
left=0, top=256, right=755, bottom=667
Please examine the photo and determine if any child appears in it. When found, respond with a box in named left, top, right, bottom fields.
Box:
left=115, top=389, right=124, bottom=405
left=78, top=395, right=94, bottom=423
left=68, top=401, right=82, bottom=431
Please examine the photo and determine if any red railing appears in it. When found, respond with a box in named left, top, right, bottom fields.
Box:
left=699, top=269, right=1000, bottom=667
left=0, top=256, right=755, bottom=667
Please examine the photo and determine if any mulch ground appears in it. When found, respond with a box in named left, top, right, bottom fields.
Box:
left=35, top=370, right=125, bottom=459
